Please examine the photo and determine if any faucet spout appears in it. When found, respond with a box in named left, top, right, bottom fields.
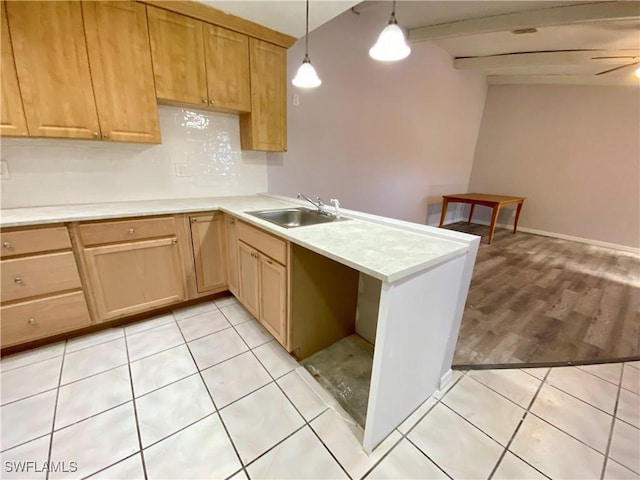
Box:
left=297, top=193, right=326, bottom=214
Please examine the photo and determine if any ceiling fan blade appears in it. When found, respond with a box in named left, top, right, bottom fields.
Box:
left=596, top=61, right=640, bottom=76
left=591, top=56, right=637, bottom=60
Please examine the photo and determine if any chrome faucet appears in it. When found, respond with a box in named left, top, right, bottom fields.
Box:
left=297, top=193, right=326, bottom=214
left=330, top=198, right=341, bottom=218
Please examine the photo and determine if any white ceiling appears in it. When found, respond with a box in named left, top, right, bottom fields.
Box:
left=200, top=0, right=640, bottom=86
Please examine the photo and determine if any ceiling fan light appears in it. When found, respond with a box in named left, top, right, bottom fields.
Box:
left=369, top=23, right=411, bottom=62
left=292, top=56, right=322, bottom=88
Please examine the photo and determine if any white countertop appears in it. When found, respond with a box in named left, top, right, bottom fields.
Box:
left=1, top=195, right=472, bottom=283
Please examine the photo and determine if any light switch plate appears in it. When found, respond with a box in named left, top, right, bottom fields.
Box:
left=0, top=161, right=10, bottom=180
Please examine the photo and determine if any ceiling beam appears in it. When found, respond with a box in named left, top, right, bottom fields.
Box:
left=454, top=50, right=640, bottom=69
left=408, top=2, right=640, bottom=43
left=487, top=74, right=639, bottom=86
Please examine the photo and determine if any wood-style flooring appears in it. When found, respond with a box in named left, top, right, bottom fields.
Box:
left=447, top=222, right=640, bottom=368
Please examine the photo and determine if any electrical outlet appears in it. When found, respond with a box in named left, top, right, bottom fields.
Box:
left=292, top=93, right=300, bottom=107
left=0, top=161, right=10, bottom=180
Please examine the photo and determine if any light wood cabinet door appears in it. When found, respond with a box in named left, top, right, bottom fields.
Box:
left=259, top=255, right=287, bottom=345
left=204, top=25, right=251, bottom=112
left=190, top=214, right=227, bottom=293
left=82, top=1, right=161, bottom=144
left=6, top=1, right=100, bottom=140
left=238, top=241, right=259, bottom=317
left=240, top=38, right=287, bottom=152
left=225, top=216, right=239, bottom=297
left=147, top=6, right=208, bottom=106
left=0, top=3, right=27, bottom=137
left=83, top=237, right=185, bottom=321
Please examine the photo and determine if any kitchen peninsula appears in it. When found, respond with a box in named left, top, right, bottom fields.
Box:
left=0, top=194, right=479, bottom=452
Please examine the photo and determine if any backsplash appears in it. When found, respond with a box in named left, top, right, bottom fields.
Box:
left=0, top=106, right=268, bottom=208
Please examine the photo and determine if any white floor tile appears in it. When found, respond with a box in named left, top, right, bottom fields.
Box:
left=136, top=374, right=214, bottom=448
left=609, top=419, right=640, bottom=474
left=0, top=342, right=64, bottom=372
left=201, top=352, right=271, bottom=408
left=126, top=323, right=184, bottom=362
left=221, top=383, right=304, bottom=464
left=366, top=439, right=447, bottom=479
left=622, top=364, right=640, bottom=395
left=61, top=338, right=127, bottom=385
left=627, top=361, right=640, bottom=371
left=55, top=366, right=132, bottom=430
left=228, top=470, right=248, bottom=480
left=443, top=376, right=525, bottom=445
left=577, top=363, right=623, bottom=386
left=469, top=368, right=541, bottom=408
left=397, top=396, right=438, bottom=435
left=188, top=328, right=248, bottom=370
left=546, top=366, right=619, bottom=413
left=124, top=314, right=175, bottom=335
left=50, top=402, right=139, bottom=479
left=493, top=452, right=547, bottom=480
left=234, top=320, right=274, bottom=348
left=407, top=403, right=502, bottom=479
left=311, top=409, right=402, bottom=480
left=1, top=390, right=56, bottom=451
left=247, top=426, right=347, bottom=480
left=253, top=341, right=298, bottom=379
left=214, top=295, right=238, bottom=309
left=220, top=303, right=254, bottom=326
left=521, top=367, right=549, bottom=380
left=277, top=371, right=328, bottom=422
left=1, top=356, right=62, bottom=405
left=177, top=309, right=231, bottom=342
left=172, top=302, right=218, bottom=322
left=0, top=435, right=50, bottom=480
left=604, top=459, right=640, bottom=480
left=66, top=328, right=124, bottom=353
left=130, top=344, right=197, bottom=397
left=144, top=414, right=240, bottom=479
left=531, top=383, right=612, bottom=453
left=617, top=388, right=640, bottom=429
left=510, top=414, right=604, bottom=479
left=88, top=454, right=144, bottom=479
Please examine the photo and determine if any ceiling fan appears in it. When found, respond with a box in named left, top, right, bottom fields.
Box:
left=592, top=55, right=640, bottom=76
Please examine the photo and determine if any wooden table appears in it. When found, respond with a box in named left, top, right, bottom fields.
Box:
left=438, top=193, right=526, bottom=244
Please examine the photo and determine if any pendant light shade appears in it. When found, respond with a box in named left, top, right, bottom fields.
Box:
left=370, top=0, right=411, bottom=62
left=292, top=0, right=321, bottom=88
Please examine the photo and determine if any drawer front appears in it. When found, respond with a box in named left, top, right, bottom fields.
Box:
left=1, top=291, right=91, bottom=348
left=79, top=216, right=177, bottom=246
left=1, top=227, right=71, bottom=258
left=1, top=252, right=82, bottom=303
left=237, top=221, right=287, bottom=265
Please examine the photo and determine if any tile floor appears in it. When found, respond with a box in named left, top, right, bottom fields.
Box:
left=1, top=295, right=639, bottom=480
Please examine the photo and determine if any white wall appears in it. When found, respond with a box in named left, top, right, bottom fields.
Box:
left=468, top=85, right=640, bottom=248
left=0, top=106, right=268, bottom=208
left=267, top=5, right=487, bottom=225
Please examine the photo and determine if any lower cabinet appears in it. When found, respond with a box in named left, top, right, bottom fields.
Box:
left=225, top=215, right=239, bottom=297
left=238, top=241, right=260, bottom=317
left=83, top=237, right=186, bottom=321
left=189, top=213, right=227, bottom=294
left=258, top=254, right=287, bottom=344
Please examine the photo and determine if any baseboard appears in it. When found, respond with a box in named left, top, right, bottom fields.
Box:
left=439, top=369, right=453, bottom=391
left=461, top=219, right=640, bottom=255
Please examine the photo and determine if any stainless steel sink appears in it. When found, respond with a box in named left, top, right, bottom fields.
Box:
left=247, top=208, right=349, bottom=228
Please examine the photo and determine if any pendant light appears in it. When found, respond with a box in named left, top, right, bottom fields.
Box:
left=369, top=0, right=411, bottom=62
left=292, top=0, right=321, bottom=88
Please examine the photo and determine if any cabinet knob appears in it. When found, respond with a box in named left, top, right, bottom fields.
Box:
left=2, top=241, right=11, bottom=249
left=27, top=318, right=36, bottom=325
left=103, top=133, right=110, bottom=140
left=14, top=276, right=22, bottom=284
left=128, top=228, right=135, bottom=235
left=209, top=99, right=215, bottom=105
left=202, top=99, right=208, bottom=104
left=171, top=238, right=178, bottom=245
left=230, top=219, right=235, bottom=225
left=92, top=132, right=99, bottom=139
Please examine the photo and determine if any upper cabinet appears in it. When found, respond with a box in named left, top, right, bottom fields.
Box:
left=6, top=1, right=101, bottom=140
left=148, top=6, right=250, bottom=113
left=240, top=39, right=287, bottom=152
left=0, top=3, right=28, bottom=137
left=82, top=1, right=161, bottom=144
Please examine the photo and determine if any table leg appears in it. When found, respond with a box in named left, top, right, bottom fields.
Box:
left=513, top=201, right=524, bottom=234
left=467, top=203, right=476, bottom=225
left=488, top=205, right=501, bottom=244
left=438, top=198, right=449, bottom=227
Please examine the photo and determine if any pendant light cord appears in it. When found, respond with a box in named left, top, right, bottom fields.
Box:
left=390, top=0, right=398, bottom=25
left=305, top=0, right=310, bottom=57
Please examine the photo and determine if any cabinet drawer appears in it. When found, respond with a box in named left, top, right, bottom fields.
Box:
left=1, top=252, right=82, bottom=303
left=237, top=220, right=287, bottom=265
left=1, top=291, right=91, bottom=348
left=1, top=226, right=71, bottom=258
left=79, top=216, right=176, bottom=246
